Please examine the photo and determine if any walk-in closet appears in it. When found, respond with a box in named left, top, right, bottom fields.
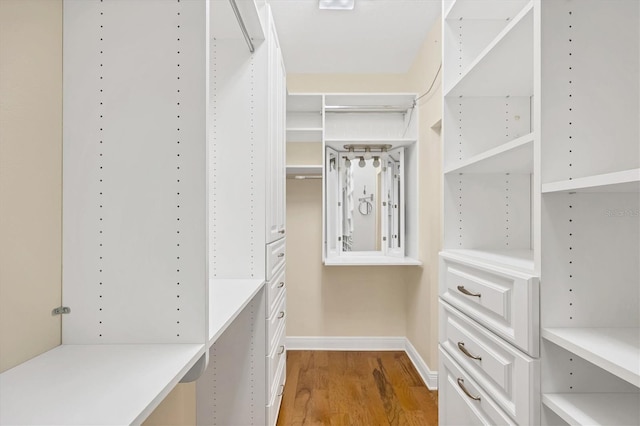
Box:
left=1, top=0, right=637, bottom=425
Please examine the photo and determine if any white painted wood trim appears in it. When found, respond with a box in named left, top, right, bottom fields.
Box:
left=404, top=339, right=438, bottom=390
left=286, top=336, right=406, bottom=351
left=284, top=336, right=438, bottom=390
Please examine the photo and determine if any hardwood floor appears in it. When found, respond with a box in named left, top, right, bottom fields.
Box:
left=276, top=351, right=438, bottom=426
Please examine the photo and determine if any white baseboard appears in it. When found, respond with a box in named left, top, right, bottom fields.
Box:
left=286, top=336, right=406, bottom=351
left=285, top=336, right=438, bottom=390
left=404, top=339, right=438, bottom=390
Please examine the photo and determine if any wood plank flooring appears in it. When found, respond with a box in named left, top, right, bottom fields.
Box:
left=276, top=351, right=438, bottom=426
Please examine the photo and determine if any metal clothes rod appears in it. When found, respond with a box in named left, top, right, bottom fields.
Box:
left=229, top=0, right=255, bottom=53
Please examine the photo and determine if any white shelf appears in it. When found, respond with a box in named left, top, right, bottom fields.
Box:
left=543, top=328, right=640, bottom=387
left=440, top=248, right=535, bottom=276
left=286, top=127, right=323, bottom=143
left=286, top=127, right=322, bottom=132
left=542, top=168, right=640, bottom=193
left=0, top=344, right=205, bottom=425
left=324, top=256, right=422, bottom=266
left=445, top=0, right=531, bottom=20
left=445, top=2, right=533, bottom=97
left=286, top=165, right=322, bottom=177
left=444, top=133, right=534, bottom=174
left=543, top=393, right=640, bottom=426
left=209, top=278, right=265, bottom=346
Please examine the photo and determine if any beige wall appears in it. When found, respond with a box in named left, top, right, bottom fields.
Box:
left=404, top=20, right=443, bottom=369
left=285, top=24, right=443, bottom=370
left=286, top=178, right=407, bottom=337
left=287, top=141, right=322, bottom=165
left=0, top=1, right=195, bottom=423
left=285, top=74, right=414, bottom=340
left=0, top=0, right=63, bottom=373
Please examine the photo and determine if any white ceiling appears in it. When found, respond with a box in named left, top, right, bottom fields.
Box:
left=268, top=0, right=441, bottom=74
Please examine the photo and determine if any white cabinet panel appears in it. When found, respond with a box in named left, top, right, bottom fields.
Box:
left=440, top=301, right=539, bottom=425
left=266, top=237, right=286, bottom=281
left=266, top=264, right=286, bottom=319
left=440, top=252, right=539, bottom=357
left=439, top=347, right=516, bottom=426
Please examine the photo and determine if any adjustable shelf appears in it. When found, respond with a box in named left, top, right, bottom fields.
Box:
left=0, top=344, right=205, bottom=425
left=543, top=393, right=640, bottom=426
left=542, top=168, right=640, bottom=194
left=444, top=133, right=534, bottom=174
left=542, top=327, right=640, bottom=387
left=209, top=279, right=265, bottom=346
left=324, top=255, right=422, bottom=266
left=445, top=2, right=533, bottom=97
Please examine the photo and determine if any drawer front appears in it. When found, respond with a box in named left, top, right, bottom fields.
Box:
left=440, top=301, right=539, bottom=425
left=267, top=291, right=286, bottom=350
left=439, top=255, right=539, bottom=356
left=266, top=238, right=286, bottom=281
left=439, top=347, right=515, bottom=426
left=268, top=353, right=286, bottom=414
left=266, top=264, right=286, bottom=319
left=267, top=318, right=286, bottom=387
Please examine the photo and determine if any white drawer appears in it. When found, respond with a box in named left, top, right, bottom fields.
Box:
left=266, top=238, right=286, bottom=281
left=267, top=318, right=286, bottom=388
left=440, top=301, right=539, bottom=425
left=439, top=347, right=515, bottom=426
left=439, top=253, right=539, bottom=356
left=266, top=264, right=285, bottom=319
left=267, top=354, right=286, bottom=424
left=267, top=290, right=286, bottom=350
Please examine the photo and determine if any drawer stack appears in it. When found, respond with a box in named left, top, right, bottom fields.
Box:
left=438, top=251, right=540, bottom=425
left=265, top=237, right=286, bottom=426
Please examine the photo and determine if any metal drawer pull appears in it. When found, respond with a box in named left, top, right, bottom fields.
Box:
left=457, top=378, right=481, bottom=401
left=277, top=281, right=285, bottom=288
left=277, top=311, right=285, bottom=319
left=457, top=342, right=482, bottom=361
left=277, top=345, right=285, bottom=355
left=457, top=285, right=481, bottom=298
left=277, top=384, right=285, bottom=396
left=277, top=252, right=285, bottom=258
left=279, top=229, right=286, bottom=234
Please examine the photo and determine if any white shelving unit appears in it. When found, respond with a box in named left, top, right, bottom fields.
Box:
left=444, top=2, right=533, bottom=97
left=209, top=279, right=265, bottom=345
left=320, top=93, right=421, bottom=266
left=0, top=344, right=205, bottom=425
left=442, top=1, right=640, bottom=420
left=542, top=393, right=640, bottom=426
left=205, top=3, right=287, bottom=425
left=542, top=168, right=640, bottom=194
left=444, top=133, right=534, bottom=174
left=286, top=93, right=323, bottom=144
left=1, top=1, right=284, bottom=425
left=542, top=328, right=640, bottom=387
left=539, top=0, right=640, bottom=424
left=440, top=0, right=539, bottom=423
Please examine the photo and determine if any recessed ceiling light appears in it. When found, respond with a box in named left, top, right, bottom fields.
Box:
left=319, top=0, right=355, bottom=10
